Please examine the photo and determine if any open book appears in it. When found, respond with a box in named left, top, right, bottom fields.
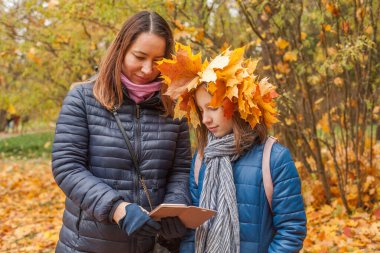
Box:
left=149, top=204, right=216, bottom=229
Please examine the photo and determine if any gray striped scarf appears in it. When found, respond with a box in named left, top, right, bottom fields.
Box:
left=195, top=132, right=257, bottom=253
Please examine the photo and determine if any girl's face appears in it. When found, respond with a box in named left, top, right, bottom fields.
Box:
left=195, top=86, right=234, bottom=138
left=122, top=32, right=166, bottom=84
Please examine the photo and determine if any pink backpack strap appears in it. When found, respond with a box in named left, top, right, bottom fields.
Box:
left=262, top=136, right=277, bottom=211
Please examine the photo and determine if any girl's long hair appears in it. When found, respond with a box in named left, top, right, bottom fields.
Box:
left=93, top=11, right=174, bottom=115
left=196, top=110, right=267, bottom=156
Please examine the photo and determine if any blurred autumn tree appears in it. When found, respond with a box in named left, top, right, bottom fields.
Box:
left=232, top=0, right=379, bottom=213
left=0, top=0, right=379, bottom=213
left=166, top=0, right=380, bottom=213
left=0, top=0, right=168, bottom=124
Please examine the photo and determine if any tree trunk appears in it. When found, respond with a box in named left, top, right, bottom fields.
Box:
left=0, top=109, right=7, bottom=132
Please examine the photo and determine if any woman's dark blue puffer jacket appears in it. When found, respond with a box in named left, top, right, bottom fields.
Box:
left=52, top=82, right=191, bottom=253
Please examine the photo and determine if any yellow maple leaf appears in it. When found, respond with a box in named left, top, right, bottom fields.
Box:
left=275, top=37, right=289, bottom=49
left=301, top=32, right=307, bottom=40
left=258, top=77, right=276, bottom=96
left=209, top=79, right=227, bottom=108
left=207, top=82, right=217, bottom=94
left=276, top=62, right=290, bottom=74
left=187, top=96, right=201, bottom=128
left=200, top=46, right=245, bottom=86
left=245, top=58, right=260, bottom=75
left=175, top=94, right=200, bottom=128
left=200, top=54, right=230, bottom=83
left=173, top=96, right=187, bottom=120
left=225, top=85, right=239, bottom=100
left=219, top=47, right=246, bottom=87
left=318, top=113, right=330, bottom=133
left=324, top=24, right=332, bottom=32
left=203, top=47, right=246, bottom=109
left=283, top=51, right=298, bottom=62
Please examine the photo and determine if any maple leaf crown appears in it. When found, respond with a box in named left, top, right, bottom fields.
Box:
left=156, top=43, right=279, bottom=130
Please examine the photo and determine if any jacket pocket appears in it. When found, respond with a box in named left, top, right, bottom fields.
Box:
left=76, top=209, right=82, bottom=238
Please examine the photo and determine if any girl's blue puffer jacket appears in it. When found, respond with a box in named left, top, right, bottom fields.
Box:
left=180, top=142, right=307, bottom=253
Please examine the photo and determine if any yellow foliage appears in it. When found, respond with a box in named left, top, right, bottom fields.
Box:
left=308, top=75, right=321, bottom=85
left=276, top=62, right=290, bottom=74
left=298, top=157, right=380, bottom=253
left=323, top=24, right=332, bottom=32
left=365, top=26, right=373, bottom=35
left=0, top=160, right=65, bottom=252
left=327, top=47, right=337, bottom=56
left=325, top=2, right=340, bottom=16
left=318, top=113, right=330, bottom=133
left=7, top=104, right=16, bottom=114
left=301, top=32, right=307, bottom=40
left=263, top=65, right=271, bottom=70
left=283, top=51, right=298, bottom=62
left=333, top=77, right=344, bottom=87
left=275, top=37, right=289, bottom=50
left=26, top=47, right=42, bottom=65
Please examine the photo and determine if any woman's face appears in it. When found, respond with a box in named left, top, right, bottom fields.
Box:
left=195, top=86, right=234, bottom=138
left=122, top=32, right=166, bottom=84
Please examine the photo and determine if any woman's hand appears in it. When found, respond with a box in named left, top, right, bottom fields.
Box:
left=113, top=202, right=130, bottom=224
left=117, top=203, right=161, bottom=237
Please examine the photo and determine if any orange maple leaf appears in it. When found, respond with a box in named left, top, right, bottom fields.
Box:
left=157, top=43, right=203, bottom=99
left=222, top=98, right=235, bottom=118
left=175, top=93, right=200, bottom=128
left=209, top=79, right=227, bottom=108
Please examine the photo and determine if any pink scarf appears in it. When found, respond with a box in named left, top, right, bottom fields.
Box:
left=121, top=73, right=162, bottom=103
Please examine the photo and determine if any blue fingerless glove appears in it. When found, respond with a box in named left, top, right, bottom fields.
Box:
left=118, top=203, right=161, bottom=237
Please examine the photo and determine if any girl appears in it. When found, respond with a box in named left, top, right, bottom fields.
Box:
left=52, top=11, right=190, bottom=253
left=157, top=44, right=307, bottom=253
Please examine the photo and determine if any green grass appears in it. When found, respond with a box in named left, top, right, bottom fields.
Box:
left=0, top=131, right=54, bottom=159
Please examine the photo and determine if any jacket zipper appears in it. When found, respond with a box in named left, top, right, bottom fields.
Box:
left=134, top=104, right=141, bottom=205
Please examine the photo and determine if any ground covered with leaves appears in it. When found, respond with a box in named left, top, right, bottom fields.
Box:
left=0, top=159, right=379, bottom=252
left=0, top=159, right=64, bottom=252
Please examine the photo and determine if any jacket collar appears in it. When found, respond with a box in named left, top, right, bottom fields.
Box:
left=122, top=86, right=164, bottom=110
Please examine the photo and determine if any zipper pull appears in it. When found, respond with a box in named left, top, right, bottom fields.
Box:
left=136, top=104, right=140, bottom=119
left=111, top=106, right=118, bottom=116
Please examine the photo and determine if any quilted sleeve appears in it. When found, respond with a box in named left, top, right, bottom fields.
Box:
left=52, top=85, right=123, bottom=223
left=268, top=145, right=307, bottom=253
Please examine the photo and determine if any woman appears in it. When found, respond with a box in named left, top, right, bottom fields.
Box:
left=52, top=11, right=190, bottom=253
left=157, top=44, right=307, bottom=252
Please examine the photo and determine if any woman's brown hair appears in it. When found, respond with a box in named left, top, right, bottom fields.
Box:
left=93, top=11, right=174, bottom=115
